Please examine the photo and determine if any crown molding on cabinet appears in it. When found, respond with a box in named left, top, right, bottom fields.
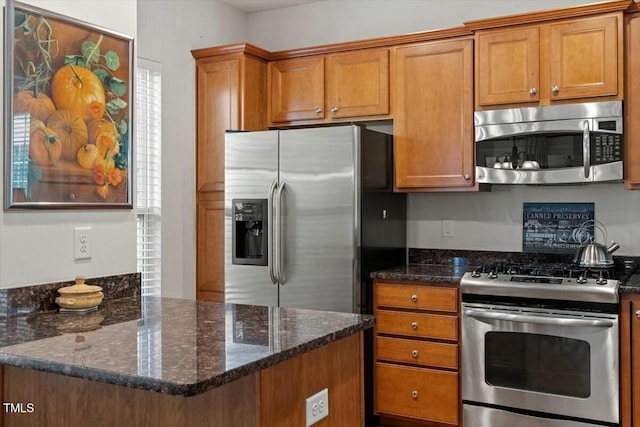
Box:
left=268, top=26, right=473, bottom=60
left=464, top=0, right=632, bottom=31
left=191, top=27, right=473, bottom=62
left=191, top=43, right=271, bottom=60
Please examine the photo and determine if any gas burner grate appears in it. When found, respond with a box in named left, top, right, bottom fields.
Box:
left=473, top=262, right=617, bottom=280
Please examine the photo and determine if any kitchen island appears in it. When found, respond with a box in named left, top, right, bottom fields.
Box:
left=0, top=296, right=373, bottom=426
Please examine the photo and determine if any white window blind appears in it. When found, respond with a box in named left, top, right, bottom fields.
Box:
left=136, top=59, right=162, bottom=296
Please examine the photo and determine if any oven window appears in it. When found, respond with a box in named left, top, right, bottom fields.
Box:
left=485, top=332, right=590, bottom=398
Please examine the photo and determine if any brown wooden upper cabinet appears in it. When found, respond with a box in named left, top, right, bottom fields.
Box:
left=625, top=11, right=640, bottom=189
left=475, top=13, right=623, bottom=108
left=268, top=48, right=389, bottom=125
left=393, top=36, right=475, bottom=191
left=191, top=44, right=268, bottom=302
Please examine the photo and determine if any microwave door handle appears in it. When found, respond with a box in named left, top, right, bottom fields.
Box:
left=267, top=180, right=278, bottom=285
left=463, top=308, right=614, bottom=328
left=275, top=181, right=286, bottom=285
left=583, top=120, right=591, bottom=179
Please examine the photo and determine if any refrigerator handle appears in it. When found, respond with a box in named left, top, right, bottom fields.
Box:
left=267, top=180, right=278, bottom=285
left=275, top=181, right=287, bottom=285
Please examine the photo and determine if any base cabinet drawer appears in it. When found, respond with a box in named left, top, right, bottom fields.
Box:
left=376, top=310, right=458, bottom=340
left=375, top=362, right=459, bottom=425
left=376, top=283, right=458, bottom=312
left=376, top=336, right=458, bottom=369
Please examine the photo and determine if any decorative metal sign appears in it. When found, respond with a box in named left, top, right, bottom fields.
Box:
left=522, top=202, right=595, bottom=254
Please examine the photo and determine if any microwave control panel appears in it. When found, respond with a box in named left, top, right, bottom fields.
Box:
left=592, top=134, right=623, bottom=164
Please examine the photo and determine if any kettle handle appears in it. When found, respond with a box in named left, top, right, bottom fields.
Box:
left=576, top=220, right=607, bottom=245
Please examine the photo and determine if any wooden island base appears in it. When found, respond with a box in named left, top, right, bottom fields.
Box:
left=2, top=332, right=363, bottom=427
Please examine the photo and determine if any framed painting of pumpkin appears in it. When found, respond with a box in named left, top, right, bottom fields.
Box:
left=4, top=0, right=133, bottom=208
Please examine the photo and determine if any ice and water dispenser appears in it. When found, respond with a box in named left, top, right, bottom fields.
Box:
left=232, top=199, right=268, bottom=266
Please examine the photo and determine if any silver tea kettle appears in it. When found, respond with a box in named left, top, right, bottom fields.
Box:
left=572, top=220, right=620, bottom=267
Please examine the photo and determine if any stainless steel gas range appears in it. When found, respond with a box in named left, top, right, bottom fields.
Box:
left=461, top=262, right=633, bottom=427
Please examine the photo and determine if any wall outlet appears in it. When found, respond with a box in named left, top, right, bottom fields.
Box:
left=74, top=227, right=92, bottom=261
left=442, top=219, right=454, bottom=238
left=305, top=388, right=329, bottom=426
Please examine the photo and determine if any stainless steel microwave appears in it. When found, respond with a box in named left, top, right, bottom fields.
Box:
left=475, top=101, right=623, bottom=185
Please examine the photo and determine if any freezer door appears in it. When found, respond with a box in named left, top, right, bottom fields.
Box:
left=278, top=126, right=359, bottom=312
left=225, top=131, right=279, bottom=306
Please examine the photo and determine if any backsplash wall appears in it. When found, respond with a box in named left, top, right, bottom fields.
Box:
left=408, top=183, right=640, bottom=256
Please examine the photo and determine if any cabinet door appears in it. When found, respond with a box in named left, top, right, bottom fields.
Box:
left=476, top=27, right=540, bottom=106
left=326, top=49, right=389, bottom=118
left=269, top=57, right=324, bottom=123
left=621, top=293, right=640, bottom=427
left=394, top=39, right=474, bottom=189
left=549, top=15, right=619, bottom=101
left=194, top=54, right=267, bottom=298
left=625, top=14, right=640, bottom=189
left=195, top=57, right=240, bottom=295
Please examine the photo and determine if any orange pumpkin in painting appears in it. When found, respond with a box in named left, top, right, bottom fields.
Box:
left=29, top=120, right=62, bottom=166
left=51, top=65, right=106, bottom=122
left=47, top=110, right=89, bottom=160
left=87, top=118, right=118, bottom=143
left=13, top=89, right=56, bottom=123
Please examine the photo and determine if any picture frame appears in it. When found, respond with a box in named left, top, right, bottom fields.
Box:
left=4, top=0, right=134, bottom=209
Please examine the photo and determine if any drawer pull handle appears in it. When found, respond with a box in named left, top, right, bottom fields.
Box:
left=411, top=350, right=418, bottom=358
left=636, top=310, right=640, bottom=318
left=411, top=322, right=418, bottom=330
left=411, top=294, right=418, bottom=302
left=411, top=390, right=418, bottom=399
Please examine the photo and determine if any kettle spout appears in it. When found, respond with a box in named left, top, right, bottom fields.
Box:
left=607, top=241, right=620, bottom=254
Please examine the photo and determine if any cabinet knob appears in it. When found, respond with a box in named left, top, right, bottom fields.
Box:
left=529, top=87, right=537, bottom=95
left=331, top=106, right=338, bottom=114
left=411, top=390, right=418, bottom=399
left=635, top=310, right=640, bottom=318
left=411, top=322, right=418, bottom=330
left=411, top=350, right=418, bottom=358
left=411, top=294, right=418, bottom=302
left=68, top=192, right=77, bottom=201
left=315, top=107, right=322, bottom=114
left=463, top=174, right=471, bottom=181
left=552, top=85, right=560, bottom=95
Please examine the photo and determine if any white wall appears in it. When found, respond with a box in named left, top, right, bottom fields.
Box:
left=246, top=0, right=590, bottom=51
left=0, top=0, right=137, bottom=288
left=408, top=184, right=640, bottom=255
left=136, top=0, right=247, bottom=298
left=244, top=0, right=640, bottom=257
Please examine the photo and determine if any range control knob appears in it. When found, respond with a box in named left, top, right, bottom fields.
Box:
left=596, top=277, right=608, bottom=286
left=471, top=270, right=481, bottom=278
left=576, top=276, right=588, bottom=284
left=487, top=271, right=498, bottom=279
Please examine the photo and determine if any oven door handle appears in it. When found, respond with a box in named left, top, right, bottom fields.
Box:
left=463, top=308, right=614, bottom=328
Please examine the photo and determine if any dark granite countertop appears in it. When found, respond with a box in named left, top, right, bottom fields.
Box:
left=370, top=263, right=472, bottom=284
left=372, top=263, right=640, bottom=294
left=0, top=296, right=374, bottom=397
left=620, top=274, right=640, bottom=294
left=372, top=249, right=640, bottom=294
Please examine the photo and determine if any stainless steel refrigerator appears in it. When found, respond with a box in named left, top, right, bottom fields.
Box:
left=224, top=125, right=406, bottom=314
